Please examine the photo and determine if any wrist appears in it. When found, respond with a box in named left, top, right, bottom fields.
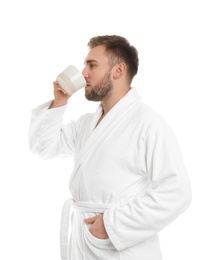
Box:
left=49, top=100, right=68, bottom=109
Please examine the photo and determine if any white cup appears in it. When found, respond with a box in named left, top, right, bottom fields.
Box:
left=56, top=65, right=86, bottom=95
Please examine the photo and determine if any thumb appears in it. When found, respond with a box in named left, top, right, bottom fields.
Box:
left=83, top=216, right=96, bottom=224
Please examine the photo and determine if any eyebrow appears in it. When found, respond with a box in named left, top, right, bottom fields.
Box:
left=84, top=59, right=98, bottom=65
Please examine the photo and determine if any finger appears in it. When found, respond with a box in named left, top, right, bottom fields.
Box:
left=83, top=216, right=96, bottom=224
left=53, top=83, right=60, bottom=88
left=57, top=87, right=63, bottom=91
left=53, top=81, right=61, bottom=87
left=53, top=82, right=59, bottom=87
left=53, top=84, right=63, bottom=92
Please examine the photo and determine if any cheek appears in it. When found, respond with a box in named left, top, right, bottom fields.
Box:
left=90, top=72, right=100, bottom=82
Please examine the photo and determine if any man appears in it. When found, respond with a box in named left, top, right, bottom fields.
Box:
left=29, top=35, right=191, bottom=260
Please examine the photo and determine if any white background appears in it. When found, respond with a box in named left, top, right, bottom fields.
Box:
left=0, top=0, right=218, bottom=259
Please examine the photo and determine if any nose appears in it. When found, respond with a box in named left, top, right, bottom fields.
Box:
left=82, top=67, right=88, bottom=78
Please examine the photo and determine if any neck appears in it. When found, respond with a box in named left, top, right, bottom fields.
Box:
left=101, top=85, right=131, bottom=115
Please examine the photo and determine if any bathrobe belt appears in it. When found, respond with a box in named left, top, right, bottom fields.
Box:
left=60, top=198, right=113, bottom=260
left=60, top=176, right=149, bottom=259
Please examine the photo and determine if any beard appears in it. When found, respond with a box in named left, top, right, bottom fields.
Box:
left=85, top=70, right=113, bottom=102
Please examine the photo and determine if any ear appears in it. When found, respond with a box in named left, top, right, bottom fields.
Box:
left=113, top=62, right=126, bottom=80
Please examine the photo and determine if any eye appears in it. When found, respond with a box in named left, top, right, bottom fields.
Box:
left=89, top=64, right=96, bottom=69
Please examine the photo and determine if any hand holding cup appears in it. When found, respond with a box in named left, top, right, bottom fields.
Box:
left=50, top=65, right=86, bottom=109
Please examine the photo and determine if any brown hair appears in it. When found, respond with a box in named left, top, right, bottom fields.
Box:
left=88, top=35, right=139, bottom=84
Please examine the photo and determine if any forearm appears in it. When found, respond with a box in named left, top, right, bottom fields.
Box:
left=49, top=99, right=68, bottom=109
left=104, top=176, right=191, bottom=251
left=29, top=101, right=74, bottom=158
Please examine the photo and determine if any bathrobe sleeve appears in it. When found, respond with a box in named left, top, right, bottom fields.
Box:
left=103, top=121, right=192, bottom=251
left=29, top=101, right=77, bottom=159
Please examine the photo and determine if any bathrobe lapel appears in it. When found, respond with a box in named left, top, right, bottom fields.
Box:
left=70, top=88, right=141, bottom=184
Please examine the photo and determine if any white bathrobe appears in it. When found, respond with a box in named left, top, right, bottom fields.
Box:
left=29, top=88, right=191, bottom=260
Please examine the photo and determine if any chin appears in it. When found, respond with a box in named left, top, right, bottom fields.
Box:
left=85, top=95, right=101, bottom=102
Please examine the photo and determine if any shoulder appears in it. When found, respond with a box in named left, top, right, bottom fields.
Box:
left=134, top=101, right=175, bottom=139
left=136, top=102, right=167, bottom=127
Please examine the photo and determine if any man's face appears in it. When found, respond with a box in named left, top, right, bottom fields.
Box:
left=82, top=45, right=113, bottom=101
